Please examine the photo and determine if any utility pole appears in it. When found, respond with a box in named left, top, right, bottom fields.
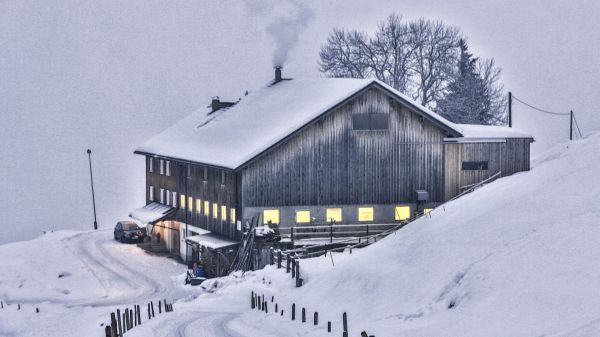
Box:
left=570, top=110, right=574, bottom=140
left=87, top=149, right=98, bottom=230
left=508, top=91, right=512, bottom=128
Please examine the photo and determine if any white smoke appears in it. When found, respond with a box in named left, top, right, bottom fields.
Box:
left=245, top=0, right=315, bottom=67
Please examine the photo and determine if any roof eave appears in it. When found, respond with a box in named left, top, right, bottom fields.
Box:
left=133, top=150, right=236, bottom=172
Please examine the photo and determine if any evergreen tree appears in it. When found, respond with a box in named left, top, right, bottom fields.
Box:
left=437, top=39, right=497, bottom=124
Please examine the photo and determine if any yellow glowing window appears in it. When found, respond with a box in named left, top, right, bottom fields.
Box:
left=295, top=210, right=311, bottom=224
left=188, top=197, right=193, bottom=211
left=213, top=203, right=218, bottom=219
left=180, top=194, right=186, bottom=209
left=204, top=201, right=210, bottom=215
left=358, top=207, right=374, bottom=222
left=221, top=205, right=227, bottom=221
left=326, top=208, right=342, bottom=223
left=395, top=206, right=411, bottom=221
left=230, top=208, right=236, bottom=224
left=263, top=209, right=280, bottom=224
left=424, top=208, right=433, bottom=215
left=196, top=199, right=202, bottom=213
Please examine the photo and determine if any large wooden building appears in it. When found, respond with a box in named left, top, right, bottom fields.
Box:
left=130, top=69, right=533, bottom=271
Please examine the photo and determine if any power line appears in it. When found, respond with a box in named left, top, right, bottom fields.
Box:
left=512, top=95, right=570, bottom=116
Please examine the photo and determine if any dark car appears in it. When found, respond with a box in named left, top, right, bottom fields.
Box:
left=114, top=221, right=147, bottom=243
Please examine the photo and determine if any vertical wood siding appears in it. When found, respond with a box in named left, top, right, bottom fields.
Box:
left=146, top=158, right=238, bottom=239
left=240, top=87, right=448, bottom=208
left=443, top=138, right=532, bottom=200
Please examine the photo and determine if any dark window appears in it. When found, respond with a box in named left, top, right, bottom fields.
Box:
left=221, top=171, right=226, bottom=186
left=462, top=161, right=489, bottom=170
left=203, top=167, right=208, bottom=181
left=352, top=113, right=389, bottom=130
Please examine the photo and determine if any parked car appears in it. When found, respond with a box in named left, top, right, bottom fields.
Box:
left=114, top=221, right=146, bottom=243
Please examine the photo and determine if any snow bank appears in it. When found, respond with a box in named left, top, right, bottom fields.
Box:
left=240, top=132, right=600, bottom=336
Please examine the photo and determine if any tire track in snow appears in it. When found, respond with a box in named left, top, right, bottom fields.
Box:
left=62, top=230, right=176, bottom=307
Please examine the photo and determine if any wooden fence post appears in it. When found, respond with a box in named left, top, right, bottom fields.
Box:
left=110, top=312, right=118, bottom=337
left=122, top=313, right=127, bottom=333
left=134, top=306, right=138, bottom=326
left=314, top=312, right=318, bottom=325
left=124, top=308, right=129, bottom=330
left=292, top=303, right=295, bottom=320
left=269, top=247, right=274, bottom=265
left=251, top=291, right=255, bottom=309
left=275, top=303, right=278, bottom=313
left=151, top=301, right=155, bottom=318
left=164, top=299, right=167, bottom=313
left=129, top=308, right=133, bottom=328
left=137, top=305, right=141, bottom=324
left=117, top=309, right=123, bottom=337
left=147, top=303, right=151, bottom=320
left=302, top=308, right=306, bottom=322
left=277, top=250, right=282, bottom=269
left=271, top=295, right=274, bottom=302
left=291, top=259, right=296, bottom=278
left=295, top=261, right=301, bottom=287
left=159, top=300, right=162, bottom=314
left=264, top=301, right=268, bottom=314
left=104, top=325, right=111, bottom=337
left=328, top=321, right=331, bottom=333
left=360, top=332, right=368, bottom=337
left=286, top=254, right=291, bottom=273
left=1, top=300, right=3, bottom=309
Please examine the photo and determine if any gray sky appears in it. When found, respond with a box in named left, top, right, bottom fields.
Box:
left=1, top=0, right=598, bottom=243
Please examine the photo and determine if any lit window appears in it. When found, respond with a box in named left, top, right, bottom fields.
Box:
left=221, top=205, right=227, bottom=221
left=424, top=208, right=433, bottom=215
left=180, top=194, right=186, bottom=209
left=171, top=191, right=177, bottom=207
left=188, top=197, right=193, bottom=212
left=213, top=203, right=218, bottom=219
left=395, top=206, right=411, bottom=221
left=196, top=199, right=202, bottom=213
left=230, top=208, right=236, bottom=224
left=165, top=161, right=171, bottom=176
left=204, top=201, right=210, bottom=215
left=358, top=207, right=374, bottom=222
left=295, top=210, right=311, bottom=224
left=263, top=209, right=280, bottom=224
left=149, top=186, right=154, bottom=201
left=159, top=159, right=165, bottom=175
left=326, top=208, right=342, bottom=223
left=148, top=157, right=154, bottom=173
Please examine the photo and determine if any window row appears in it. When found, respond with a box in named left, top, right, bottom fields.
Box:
left=149, top=186, right=235, bottom=224
left=148, top=158, right=171, bottom=176
left=148, top=158, right=228, bottom=185
left=262, top=206, right=433, bottom=225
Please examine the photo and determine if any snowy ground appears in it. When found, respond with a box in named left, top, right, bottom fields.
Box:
left=1, top=133, right=600, bottom=337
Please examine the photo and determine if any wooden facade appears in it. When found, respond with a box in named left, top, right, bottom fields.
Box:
left=137, top=81, right=533, bottom=239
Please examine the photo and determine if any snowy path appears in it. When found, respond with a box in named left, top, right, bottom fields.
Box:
left=62, top=230, right=168, bottom=307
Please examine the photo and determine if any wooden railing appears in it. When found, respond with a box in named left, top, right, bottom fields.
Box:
left=278, top=223, right=401, bottom=245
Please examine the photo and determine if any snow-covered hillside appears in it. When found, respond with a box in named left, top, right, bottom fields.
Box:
left=1, top=134, right=599, bottom=337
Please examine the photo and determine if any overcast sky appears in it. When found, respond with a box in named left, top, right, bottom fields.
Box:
left=1, top=0, right=598, bottom=243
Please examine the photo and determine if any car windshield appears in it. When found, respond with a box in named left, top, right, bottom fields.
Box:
left=122, top=222, right=140, bottom=230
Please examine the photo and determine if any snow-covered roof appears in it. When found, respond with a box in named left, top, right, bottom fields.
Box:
left=186, top=233, right=238, bottom=250
left=135, top=77, right=532, bottom=169
left=452, top=124, right=532, bottom=139
left=129, top=202, right=175, bottom=224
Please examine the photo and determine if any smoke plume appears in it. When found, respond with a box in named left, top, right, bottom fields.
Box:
left=245, top=0, right=315, bottom=67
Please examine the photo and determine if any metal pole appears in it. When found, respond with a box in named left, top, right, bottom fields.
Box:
left=86, top=149, right=98, bottom=230
left=508, top=91, right=512, bottom=128
left=570, top=110, right=573, bottom=140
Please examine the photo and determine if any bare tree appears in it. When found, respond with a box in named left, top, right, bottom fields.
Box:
left=318, top=29, right=370, bottom=78
left=408, top=19, right=460, bottom=108
left=477, top=58, right=507, bottom=125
